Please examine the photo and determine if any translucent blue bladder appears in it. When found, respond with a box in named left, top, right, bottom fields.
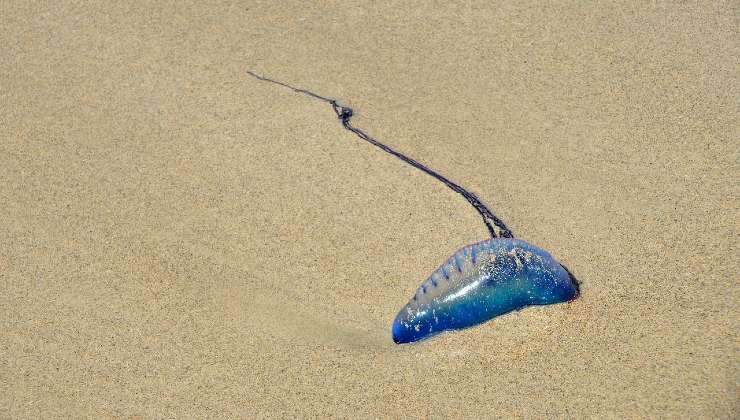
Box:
left=392, top=238, right=579, bottom=344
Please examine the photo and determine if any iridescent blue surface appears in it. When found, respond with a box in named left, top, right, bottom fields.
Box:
left=392, top=238, right=579, bottom=344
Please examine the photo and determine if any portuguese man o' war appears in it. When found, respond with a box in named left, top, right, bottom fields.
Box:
left=246, top=70, right=580, bottom=344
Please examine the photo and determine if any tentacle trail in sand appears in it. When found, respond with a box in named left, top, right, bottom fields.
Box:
left=246, top=70, right=513, bottom=239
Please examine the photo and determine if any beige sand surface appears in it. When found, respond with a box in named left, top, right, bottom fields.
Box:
left=1, top=1, right=737, bottom=418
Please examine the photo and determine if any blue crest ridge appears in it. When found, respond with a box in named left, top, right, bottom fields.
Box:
left=392, top=238, right=579, bottom=344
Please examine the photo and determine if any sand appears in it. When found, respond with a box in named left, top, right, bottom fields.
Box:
left=1, top=1, right=737, bottom=418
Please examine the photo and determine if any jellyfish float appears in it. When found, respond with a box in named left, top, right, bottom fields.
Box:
left=391, top=238, right=578, bottom=343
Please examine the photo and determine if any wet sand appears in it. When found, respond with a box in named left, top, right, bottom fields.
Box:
left=1, top=1, right=737, bottom=417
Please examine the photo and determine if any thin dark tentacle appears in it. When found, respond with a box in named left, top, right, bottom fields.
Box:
left=246, top=70, right=514, bottom=239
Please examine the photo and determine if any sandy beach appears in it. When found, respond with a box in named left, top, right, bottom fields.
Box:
left=1, top=1, right=737, bottom=417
